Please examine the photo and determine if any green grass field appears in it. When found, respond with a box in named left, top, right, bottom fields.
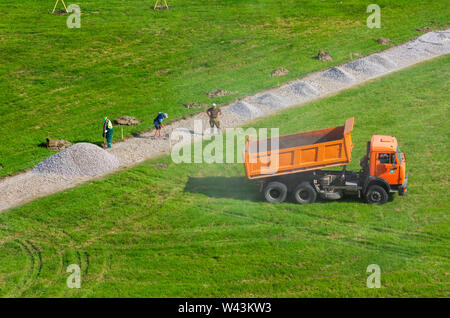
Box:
left=0, top=0, right=448, bottom=177
left=0, top=56, right=448, bottom=297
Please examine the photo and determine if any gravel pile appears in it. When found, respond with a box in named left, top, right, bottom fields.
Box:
left=255, top=93, right=285, bottom=109
left=228, top=101, right=263, bottom=119
left=366, top=54, right=397, bottom=69
left=289, top=81, right=319, bottom=97
left=33, top=143, right=120, bottom=176
left=344, top=59, right=386, bottom=76
left=322, top=67, right=355, bottom=83
left=417, top=30, right=449, bottom=45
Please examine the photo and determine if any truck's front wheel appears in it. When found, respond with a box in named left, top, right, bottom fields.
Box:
left=293, top=182, right=317, bottom=204
left=365, top=185, right=388, bottom=204
left=264, top=182, right=288, bottom=203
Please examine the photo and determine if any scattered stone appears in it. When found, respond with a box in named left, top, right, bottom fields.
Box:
left=377, top=37, right=392, bottom=45
left=317, top=50, right=333, bottom=61
left=0, top=164, right=3, bottom=170
left=154, top=6, right=171, bottom=10
left=322, top=67, right=355, bottom=83
left=270, top=67, right=289, bottom=77
left=153, top=163, right=168, bottom=169
left=34, top=126, right=41, bottom=130
left=46, top=138, right=72, bottom=151
left=114, top=116, right=141, bottom=126
left=207, top=89, right=235, bottom=98
left=0, top=38, right=8, bottom=41
left=350, top=53, right=362, bottom=59
left=183, top=102, right=208, bottom=109
left=34, top=143, right=120, bottom=176
left=416, top=26, right=432, bottom=32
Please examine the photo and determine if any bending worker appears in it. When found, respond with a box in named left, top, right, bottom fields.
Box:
left=153, top=112, right=168, bottom=139
left=103, top=117, right=113, bottom=149
left=206, top=103, right=222, bottom=134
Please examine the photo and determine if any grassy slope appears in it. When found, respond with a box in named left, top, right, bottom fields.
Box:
left=0, top=56, right=449, bottom=297
left=0, top=0, right=449, bottom=177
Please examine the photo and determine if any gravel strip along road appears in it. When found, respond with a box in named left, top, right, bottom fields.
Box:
left=1, top=30, right=449, bottom=212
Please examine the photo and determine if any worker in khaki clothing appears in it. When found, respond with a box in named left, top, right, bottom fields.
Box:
left=103, top=117, right=113, bottom=148
left=206, top=103, right=222, bottom=134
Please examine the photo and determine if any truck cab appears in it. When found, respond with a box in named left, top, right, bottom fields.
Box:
left=361, top=135, right=407, bottom=202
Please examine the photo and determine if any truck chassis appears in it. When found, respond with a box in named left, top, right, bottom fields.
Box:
left=260, top=166, right=407, bottom=205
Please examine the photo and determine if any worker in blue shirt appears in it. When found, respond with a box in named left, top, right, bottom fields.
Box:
left=152, top=112, right=168, bottom=139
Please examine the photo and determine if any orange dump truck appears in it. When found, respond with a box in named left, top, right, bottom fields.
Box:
left=243, top=117, right=407, bottom=204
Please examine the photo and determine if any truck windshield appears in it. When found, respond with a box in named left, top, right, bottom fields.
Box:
left=396, top=147, right=403, bottom=164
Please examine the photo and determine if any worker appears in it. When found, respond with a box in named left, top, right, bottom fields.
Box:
left=206, top=103, right=222, bottom=134
left=103, top=117, right=113, bottom=148
left=153, top=112, right=168, bottom=139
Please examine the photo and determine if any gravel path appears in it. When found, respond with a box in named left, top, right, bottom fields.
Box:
left=1, top=30, right=449, bottom=212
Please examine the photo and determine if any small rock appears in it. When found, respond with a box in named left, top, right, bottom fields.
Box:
left=34, top=126, right=41, bottom=130
left=317, top=50, right=333, bottom=61
left=429, top=21, right=438, bottom=25
left=0, top=164, right=3, bottom=170
left=350, top=53, right=362, bottom=59
left=0, top=38, right=8, bottom=41
left=183, top=102, right=208, bottom=109
left=377, top=38, right=392, bottom=45
left=207, top=89, right=235, bottom=98
left=46, top=138, right=72, bottom=151
left=115, top=116, right=141, bottom=126
left=154, top=5, right=170, bottom=10
left=53, top=10, right=67, bottom=15
left=416, top=26, right=432, bottom=32
left=153, top=163, right=168, bottom=169
left=270, top=67, right=289, bottom=77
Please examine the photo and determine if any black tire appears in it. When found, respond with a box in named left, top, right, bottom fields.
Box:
left=292, top=182, right=317, bottom=204
left=264, top=182, right=288, bottom=203
left=365, top=185, right=388, bottom=204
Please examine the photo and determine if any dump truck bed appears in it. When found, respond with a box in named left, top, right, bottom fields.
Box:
left=244, top=117, right=354, bottom=179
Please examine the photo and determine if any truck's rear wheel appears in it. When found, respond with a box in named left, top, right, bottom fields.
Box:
left=293, top=182, right=317, bottom=204
left=264, top=182, right=287, bottom=203
left=365, top=185, right=388, bottom=204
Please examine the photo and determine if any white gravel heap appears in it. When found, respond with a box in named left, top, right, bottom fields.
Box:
left=255, top=93, right=285, bottom=109
left=345, top=58, right=386, bottom=76
left=322, top=67, right=355, bottom=83
left=33, top=143, right=120, bottom=177
left=417, top=30, right=449, bottom=45
left=228, top=101, right=263, bottom=119
left=289, top=81, right=320, bottom=97
left=366, top=54, right=397, bottom=69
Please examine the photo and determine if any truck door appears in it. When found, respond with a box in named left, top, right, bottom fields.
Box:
left=375, top=152, right=400, bottom=185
